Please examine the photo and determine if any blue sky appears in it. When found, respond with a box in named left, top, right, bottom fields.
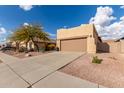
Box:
left=0, top=5, right=124, bottom=43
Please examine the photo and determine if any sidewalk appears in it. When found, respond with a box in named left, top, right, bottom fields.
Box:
left=33, top=71, right=105, bottom=88
left=0, top=63, right=29, bottom=87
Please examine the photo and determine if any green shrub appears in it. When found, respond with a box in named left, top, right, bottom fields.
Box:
left=92, top=56, right=103, bottom=64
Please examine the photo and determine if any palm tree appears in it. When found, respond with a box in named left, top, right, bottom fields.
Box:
left=10, top=24, right=50, bottom=52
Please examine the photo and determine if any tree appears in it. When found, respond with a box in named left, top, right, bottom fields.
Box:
left=9, top=28, right=26, bottom=52
left=9, top=24, right=50, bottom=52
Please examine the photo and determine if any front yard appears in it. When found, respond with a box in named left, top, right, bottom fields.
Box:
left=3, top=50, right=54, bottom=58
left=60, top=53, right=124, bottom=88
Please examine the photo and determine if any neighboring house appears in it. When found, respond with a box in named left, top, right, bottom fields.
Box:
left=57, top=24, right=102, bottom=53
left=28, top=38, right=56, bottom=51
left=11, top=38, right=56, bottom=51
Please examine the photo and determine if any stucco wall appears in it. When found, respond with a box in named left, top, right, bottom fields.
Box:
left=56, top=40, right=60, bottom=50
left=120, top=40, right=124, bottom=53
left=87, top=37, right=96, bottom=53
left=98, top=41, right=121, bottom=53
left=108, top=41, right=121, bottom=53
left=57, top=24, right=94, bottom=40
left=97, top=42, right=109, bottom=52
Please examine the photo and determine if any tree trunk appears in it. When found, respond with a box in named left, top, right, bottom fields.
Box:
left=25, top=42, right=28, bottom=51
left=25, top=40, right=29, bottom=51
left=44, top=42, right=47, bottom=51
left=16, top=42, right=20, bottom=52
left=31, top=38, right=39, bottom=52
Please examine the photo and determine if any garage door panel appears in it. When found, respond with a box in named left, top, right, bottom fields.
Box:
left=61, top=38, right=87, bottom=52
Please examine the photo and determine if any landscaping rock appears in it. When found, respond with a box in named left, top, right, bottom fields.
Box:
left=25, top=53, right=32, bottom=57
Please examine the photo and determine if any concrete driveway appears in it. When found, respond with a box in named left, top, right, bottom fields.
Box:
left=0, top=52, right=20, bottom=64
left=0, top=51, right=86, bottom=87
left=0, top=63, right=29, bottom=88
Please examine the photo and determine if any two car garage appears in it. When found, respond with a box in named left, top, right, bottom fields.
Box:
left=60, top=38, right=87, bottom=52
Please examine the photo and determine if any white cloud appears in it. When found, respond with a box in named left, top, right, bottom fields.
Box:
left=120, top=16, right=124, bottom=21
left=23, top=22, right=29, bottom=26
left=19, top=5, right=33, bottom=11
left=0, top=27, right=7, bottom=42
left=0, top=27, right=6, bottom=35
left=89, top=6, right=124, bottom=40
left=48, top=32, right=56, bottom=37
left=120, top=6, right=124, bottom=9
left=90, top=6, right=116, bottom=26
left=105, top=16, right=124, bottom=38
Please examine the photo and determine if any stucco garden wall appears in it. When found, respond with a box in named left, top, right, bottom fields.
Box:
left=120, top=40, right=124, bottom=53
left=98, top=41, right=121, bottom=53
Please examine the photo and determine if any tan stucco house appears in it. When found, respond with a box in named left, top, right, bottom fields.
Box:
left=11, top=39, right=56, bottom=51
left=57, top=24, right=102, bottom=53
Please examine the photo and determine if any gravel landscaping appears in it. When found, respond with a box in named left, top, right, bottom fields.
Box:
left=60, top=53, right=124, bottom=88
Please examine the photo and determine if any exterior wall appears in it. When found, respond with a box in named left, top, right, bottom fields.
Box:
left=57, top=24, right=94, bottom=40
left=107, top=41, right=121, bottom=53
left=87, top=37, right=96, bottom=53
left=36, top=42, right=45, bottom=49
left=11, top=42, right=26, bottom=48
left=97, top=42, right=109, bottom=52
left=56, top=40, right=60, bottom=49
left=98, top=41, right=121, bottom=53
left=57, top=24, right=97, bottom=53
left=11, top=41, right=44, bottom=50
left=11, top=42, right=16, bottom=47
left=93, top=25, right=101, bottom=44
left=27, top=42, right=35, bottom=50
left=120, top=40, right=124, bottom=53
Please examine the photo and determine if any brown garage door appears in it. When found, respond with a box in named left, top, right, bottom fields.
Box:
left=60, top=38, right=87, bottom=52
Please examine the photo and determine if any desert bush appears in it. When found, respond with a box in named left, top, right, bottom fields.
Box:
left=46, top=44, right=56, bottom=51
left=92, top=56, right=103, bottom=64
